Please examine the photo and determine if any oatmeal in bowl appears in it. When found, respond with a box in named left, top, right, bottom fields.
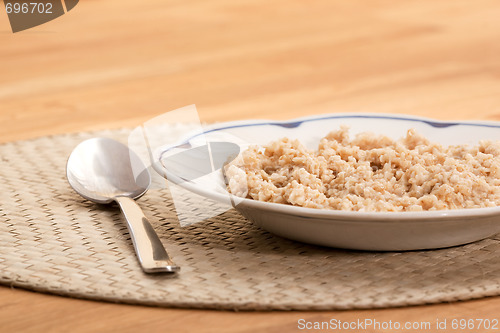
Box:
left=155, top=114, right=500, bottom=250
left=224, top=126, right=500, bottom=212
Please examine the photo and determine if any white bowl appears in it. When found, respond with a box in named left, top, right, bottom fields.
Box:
left=153, top=113, right=500, bottom=251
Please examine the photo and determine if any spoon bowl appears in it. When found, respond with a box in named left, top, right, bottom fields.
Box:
left=67, top=137, right=179, bottom=273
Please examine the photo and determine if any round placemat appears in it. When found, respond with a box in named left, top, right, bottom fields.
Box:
left=1, top=127, right=500, bottom=311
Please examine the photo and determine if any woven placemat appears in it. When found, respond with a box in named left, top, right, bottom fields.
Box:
left=1, top=127, right=500, bottom=311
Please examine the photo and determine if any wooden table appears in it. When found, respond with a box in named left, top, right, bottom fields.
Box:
left=1, top=0, right=500, bottom=331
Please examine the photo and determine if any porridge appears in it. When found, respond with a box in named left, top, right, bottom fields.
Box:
left=224, top=126, right=500, bottom=211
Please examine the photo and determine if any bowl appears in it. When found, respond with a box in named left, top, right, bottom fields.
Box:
left=153, top=113, right=500, bottom=251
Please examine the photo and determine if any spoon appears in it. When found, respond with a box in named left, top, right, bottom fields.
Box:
left=66, top=137, right=179, bottom=273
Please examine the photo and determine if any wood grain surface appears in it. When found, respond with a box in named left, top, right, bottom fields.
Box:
left=1, top=0, right=500, bottom=332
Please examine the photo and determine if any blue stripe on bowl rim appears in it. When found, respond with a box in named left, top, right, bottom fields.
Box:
left=159, top=113, right=500, bottom=159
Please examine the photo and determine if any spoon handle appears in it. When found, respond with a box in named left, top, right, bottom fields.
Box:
left=114, top=196, right=180, bottom=273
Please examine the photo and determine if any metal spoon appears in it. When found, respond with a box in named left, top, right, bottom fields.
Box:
left=66, top=137, right=179, bottom=273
